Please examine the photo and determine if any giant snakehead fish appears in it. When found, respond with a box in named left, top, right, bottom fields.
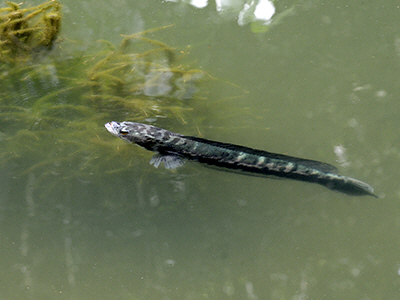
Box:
left=105, top=121, right=376, bottom=197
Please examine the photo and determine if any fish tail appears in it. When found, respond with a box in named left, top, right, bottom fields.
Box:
left=322, top=174, right=377, bottom=197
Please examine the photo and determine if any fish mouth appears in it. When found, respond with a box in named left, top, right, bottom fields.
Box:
left=105, top=121, right=120, bottom=137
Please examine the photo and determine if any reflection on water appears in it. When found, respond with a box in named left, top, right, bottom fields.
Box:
left=166, top=0, right=276, bottom=28
left=237, top=0, right=275, bottom=26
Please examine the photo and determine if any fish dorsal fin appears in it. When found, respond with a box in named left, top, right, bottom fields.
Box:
left=287, top=157, right=338, bottom=174
left=185, top=136, right=338, bottom=174
left=150, top=153, right=185, bottom=169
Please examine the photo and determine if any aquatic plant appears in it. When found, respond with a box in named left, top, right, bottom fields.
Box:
left=86, top=24, right=208, bottom=123
left=0, top=0, right=61, bottom=63
left=0, top=3, right=210, bottom=188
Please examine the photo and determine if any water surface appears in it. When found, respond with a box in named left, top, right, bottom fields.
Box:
left=1, top=1, right=399, bottom=299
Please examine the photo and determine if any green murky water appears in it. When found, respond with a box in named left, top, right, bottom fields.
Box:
left=1, top=1, right=399, bottom=299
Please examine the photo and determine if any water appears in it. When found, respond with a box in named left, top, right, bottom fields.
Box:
left=1, top=0, right=399, bottom=299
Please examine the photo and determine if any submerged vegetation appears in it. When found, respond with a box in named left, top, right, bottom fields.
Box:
left=0, top=0, right=61, bottom=62
left=86, top=24, right=207, bottom=121
left=0, top=1, right=212, bottom=188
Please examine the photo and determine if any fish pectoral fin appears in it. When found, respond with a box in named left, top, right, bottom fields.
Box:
left=150, top=153, right=185, bottom=169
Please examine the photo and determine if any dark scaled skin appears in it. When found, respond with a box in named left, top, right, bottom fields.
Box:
left=105, top=121, right=376, bottom=197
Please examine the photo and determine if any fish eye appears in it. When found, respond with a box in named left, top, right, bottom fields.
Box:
left=120, top=128, right=129, bottom=135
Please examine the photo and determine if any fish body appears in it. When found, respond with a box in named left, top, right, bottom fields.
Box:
left=105, top=121, right=376, bottom=197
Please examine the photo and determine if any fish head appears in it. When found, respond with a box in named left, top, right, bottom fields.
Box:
left=105, top=121, right=170, bottom=150
left=105, top=121, right=151, bottom=144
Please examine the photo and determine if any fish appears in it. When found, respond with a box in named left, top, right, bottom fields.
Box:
left=105, top=121, right=377, bottom=197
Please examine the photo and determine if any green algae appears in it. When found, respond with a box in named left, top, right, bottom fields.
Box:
left=0, top=0, right=61, bottom=62
left=0, top=2, right=211, bottom=186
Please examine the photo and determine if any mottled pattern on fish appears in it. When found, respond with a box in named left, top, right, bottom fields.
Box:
left=105, top=121, right=376, bottom=197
